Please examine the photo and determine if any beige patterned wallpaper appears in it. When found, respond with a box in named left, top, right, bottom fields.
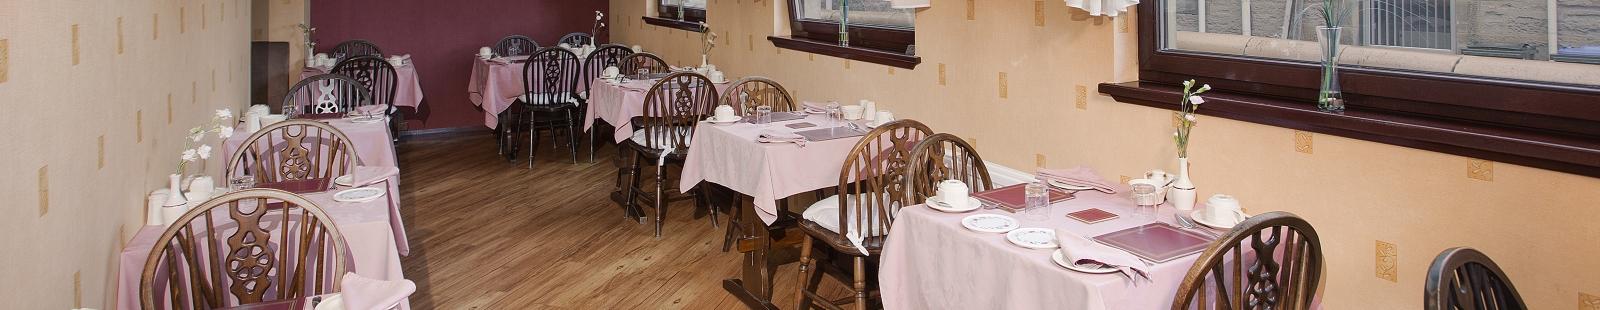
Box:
left=0, top=0, right=252, bottom=308
left=610, top=0, right=1600, bottom=308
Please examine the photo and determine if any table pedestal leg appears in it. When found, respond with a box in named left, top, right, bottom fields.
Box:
left=724, top=197, right=800, bottom=310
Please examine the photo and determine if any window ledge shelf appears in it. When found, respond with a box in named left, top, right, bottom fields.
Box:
left=642, top=16, right=705, bottom=33
left=1099, top=81, right=1600, bottom=178
left=767, top=36, right=920, bottom=69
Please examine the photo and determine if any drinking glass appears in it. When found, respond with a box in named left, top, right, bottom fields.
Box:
left=826, top=106, right=843, bottom=135
left=636, top=68, right=649, bottom=80
left=755, top=106, right=773, bottom=125
left=1131, top=183, right=1160, bottom=231
left=1023, top=181, right=1050, bottom=221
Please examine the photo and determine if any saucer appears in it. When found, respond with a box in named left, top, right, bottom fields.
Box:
left=961, top=214, right=1019, bottom=233
left=1006, top=228, right=1058, bottom=249
left=705, top=116, right=742, bottom=124
left=926, top=196, right=981, bottom=213
left=334, top=187, right=386, bottom=203
left=1052, top=250, right=1121, bottom=274
left=1191, top=210, right=1247, bottom=229
left=334, top=175, right=354, bottom=187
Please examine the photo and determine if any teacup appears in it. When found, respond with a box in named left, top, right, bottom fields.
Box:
left=874, top=111, right=895, bottom=125
left=713, top=105, right=737, bottom=122
left=631, top=45, right=643, bottom=53
left=1126, top=178, right=1168, bottom=204
left=603, top=66, right=621, bottom=79
left=936, top=180, right=970, bottom=208
left=1145, top=169, right=1173, bottom=186
left=1204, top=194, right=1246, bottom=224
left=841, top=105, right=864, bottom=120
left=709, top=71, right=727, bottom=83
left=388, top=55, right=405, bottom=66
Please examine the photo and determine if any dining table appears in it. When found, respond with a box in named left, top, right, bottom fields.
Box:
left=112, top=183, right=409, bottom=310
left=221, top=118, right=409, bottom=255
left=676, top=112, right=868, bottom=309
left=466, top=55, right=527, bottom=129
left=583, top=76, right=733, bottom=143
left=302, top=58, right=426, bottom=111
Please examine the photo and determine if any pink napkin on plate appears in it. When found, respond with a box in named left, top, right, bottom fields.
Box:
left=756, top=129, right=807, bottom=147
left=1056, top=229, right=1151, bottom=284
left=352, top=166, right=399, bottom=187
left=1037, top=167, right=1118, bottom=194
left=338, top=272, right=415, bottom=310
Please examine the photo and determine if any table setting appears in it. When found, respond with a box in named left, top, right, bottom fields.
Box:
left=582, top=65, right=731, bottom=143
left=304, top=53, right=426, bottom=111
left=878, top=166, right=1256, bottom=310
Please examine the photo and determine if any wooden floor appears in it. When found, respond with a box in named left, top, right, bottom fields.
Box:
left=397, top=132, right=848, bottom=309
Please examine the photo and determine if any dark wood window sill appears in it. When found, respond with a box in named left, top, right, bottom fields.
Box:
left=642, top=16, right=705, bottom=33
left=767, top=36, right=920, bottom=69
left=1099, top=81, right=1600, bottom=178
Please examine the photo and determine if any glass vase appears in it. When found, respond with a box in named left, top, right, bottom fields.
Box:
left=1316, top=26, right=1346, bottom=113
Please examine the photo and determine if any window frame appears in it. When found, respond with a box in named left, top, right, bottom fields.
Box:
left=769, top=0, right=921, bottom=69
left=1100, top=0, right=1600, bottom=178
left=644, top=0, right=708, bottom=32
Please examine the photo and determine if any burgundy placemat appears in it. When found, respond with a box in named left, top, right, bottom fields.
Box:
left=1067, top=208, right=1119, bottom=224
left=744, top=111, right=808, bottom=123
left=1092, top=223, right=1213, bottom=263
left=793, top=126, right=868, bottom=142
left=255, top=178, right=332, bottom=194
left=971, top=183, right=1073, bottom=210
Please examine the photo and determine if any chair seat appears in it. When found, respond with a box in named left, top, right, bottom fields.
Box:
left=802, top=194, right=890, bottom=238
left=517, top=93, right=578, bottom=107
left=628, top=128, right=691, bottom=156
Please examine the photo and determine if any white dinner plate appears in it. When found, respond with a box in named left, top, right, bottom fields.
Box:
left=333, top=175, right=354, bottom=187
left=1191, top=210, right=1247, bottom=230
left=1052, top=250, right=1121, bottom=274
left=1046, top=179, right=1096, bottom=191
left=705, top=116, right=742, bottom=124
left=314, top=294, right=345, bottom=310
left=333, top=187, right=385, bottom=203
left=926, top=196, right=981, bottom=213
left=961, top=214, right=1019, bottom=233
left=1006, top=228, right=1058, bottom=249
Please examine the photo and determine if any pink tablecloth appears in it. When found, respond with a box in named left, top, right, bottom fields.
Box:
left=302, top=60, right=425, bottom=109
left=584, top=78, right=730, bottom=143
left=113, top=188, right=408, bottom=310
left=221, top=119, right=408, bottom=256
left=879, top=187, right=1200, bottom=310
left=467, top=56, right=526, bottom=129
left=677, top=114, right=861, bottom=225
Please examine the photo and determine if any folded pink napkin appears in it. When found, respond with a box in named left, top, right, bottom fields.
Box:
left=338, top=272, right=415, bottom=310
left=1056, top=229, right=1151, bottom=283
left=756, top=129, right=807, bottom=147
left=1037, top=167, right=1118, bottom=194
left=352, top=166, right=399, bottom=187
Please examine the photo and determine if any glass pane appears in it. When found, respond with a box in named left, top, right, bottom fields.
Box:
left=661, top=0, right=707, bottom=9
left=795, top=0, right=915, bottom=29
left=1163, top=0, right=1600, bottom=87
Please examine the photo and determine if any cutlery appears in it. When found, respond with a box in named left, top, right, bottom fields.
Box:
left=1173, top=214, right=1221, bottom=239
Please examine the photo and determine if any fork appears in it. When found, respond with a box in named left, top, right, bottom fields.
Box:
left=1173, top=214, right=1221, bottom=238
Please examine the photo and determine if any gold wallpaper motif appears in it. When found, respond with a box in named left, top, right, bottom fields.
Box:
left=1469, top=160, right=1495, bottom=181
left=966, top=0, right=977, bottom=20
left=0, top=39, right=9, bottom=84
left=998, top=72, right=1008, bottom=99
left=1295, top=131, right=1314, bottom=154
left=938, top=63, right=947, bottom=86
left=153, top=13, right=160, bottom=40
left=118, top=17, right=125, bottom=54
left=180, top=7, right=187, bottom=34
left=71, top=24, right=81, bottom=65
left=98, top=135, right=106, bottom=169
left=1074, top=85, right=1088, bottom=109
left=136, top=110, right=144, bottom=142
left=38, top=165, right=50, bottom=216
left=1375, top=240, right=1398, bottom=282
left=1580, top=293, right=1599, bottom=310
left=1034, top=1, right=1046, bottom=27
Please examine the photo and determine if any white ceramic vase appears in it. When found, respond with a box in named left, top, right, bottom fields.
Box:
left=160, top=174, right=189, bottom=226
left=1169, top=157, right=1197, bottom=211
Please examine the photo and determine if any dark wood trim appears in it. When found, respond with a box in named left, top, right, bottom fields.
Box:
left=1100, top=82, right=1600, bottom=178
left=783, top=0, right=915, bottom=55
left=768, top=36, right=921, bottom=69
left=641, top=16, right=706, bottom=33
left=1125, top=0, right=1600, bottom=177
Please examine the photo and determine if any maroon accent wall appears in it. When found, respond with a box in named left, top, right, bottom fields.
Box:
left=311, top=0, right=610, bottom=130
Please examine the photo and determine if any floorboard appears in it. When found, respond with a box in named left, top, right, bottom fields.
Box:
left=397, top=132, right=851, bottom=309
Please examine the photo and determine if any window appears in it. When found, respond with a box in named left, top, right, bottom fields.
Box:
left=769, top=0, right=920, bottom=69
left=1164, top=0, right=1599, bottom=87
left=645, top=0, right=707, bottom=32
left=1101, top=0, right=1600, bottom=178
left=658, top=0, right=706, bottom=23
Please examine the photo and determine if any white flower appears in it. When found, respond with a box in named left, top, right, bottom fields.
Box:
left=181, top=149, right=198, bottom=162
left=189, top=132, right=204, bottom=142
left=1173, top=131, right=1180, bottom=137
left=1184, top=114, right=1197, bottom=121
left=196, top=145, right=213, bottom=160
left=1189, top=96, right=1205, bottom=105
left=215, top=109, right=233, bottom=119
left=1183, top=80, right=1195, bottom=88
left=1198, top=84, right=1212, bottom=92
left=217, top=126, right=234, bottom=139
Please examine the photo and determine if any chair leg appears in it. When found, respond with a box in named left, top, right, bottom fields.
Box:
left=796, top=236, right=818, bottom=310
left=653, top=164, right=666, bottom=238
left=721, top=198, right=740, bottom=252
left=566, top=110, right=578, bottom=164
left=587, top=124, right=597, bottom=163
left=625, top=151, right=643, bottom=222
left=528, top=113, right=539, bottom=169
left=854, top=257, right=868, bottom=310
